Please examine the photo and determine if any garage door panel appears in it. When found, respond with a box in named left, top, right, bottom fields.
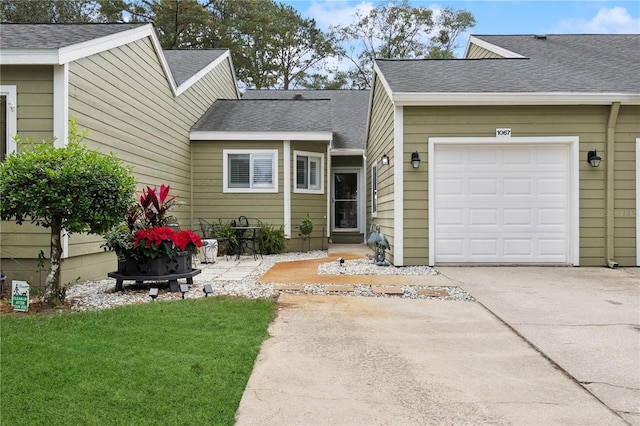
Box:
left=503, top=239, right=533, bottom=256
left=469, top=208, right=498, bottom=226
left=436, top=178, right=464, bottom=196
left=504, top=209, right=532, bottom=226
left=469, top=178, right=498, bottom=196
left=469, top=239, right=498, bottom=256
left=437, top=239, right=464, bottom=255
left=538, top=178, right=567, bottom=196
left=434, top=143, right=571, bottom=264
left=504, top=178, right=532, bottom=195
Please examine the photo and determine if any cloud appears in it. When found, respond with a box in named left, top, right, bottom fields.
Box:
left=556, top=6, right=640, bottom=34
left=305, top=0, right=375, bottom=30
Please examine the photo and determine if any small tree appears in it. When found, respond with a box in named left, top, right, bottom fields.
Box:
left=0, top=119, right=136, bottom=305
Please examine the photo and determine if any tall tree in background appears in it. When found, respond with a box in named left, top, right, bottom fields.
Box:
left=95, top=0, right=338, bottom=90
left=1, top=0, right=98, bottom=22
left=97, top=0, right=212, bottom=48
left=222, top=1, right=336, bottom=89
left=331, top=0, right=475, bottom=88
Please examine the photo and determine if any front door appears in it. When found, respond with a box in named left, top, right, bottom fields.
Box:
left=332, top=171, right=359, bottom=231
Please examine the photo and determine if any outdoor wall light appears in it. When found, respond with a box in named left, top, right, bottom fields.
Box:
left=180, top=284, right=189, bottom=299
left=203, top=284, right=213, bottom=297
left=411, top=151, right=421, bottom=168
left=381, top=153, right=389, bottom=165
left=149, top=288, right=159, bottom=300
left=587, top=150, right=601, bottom=167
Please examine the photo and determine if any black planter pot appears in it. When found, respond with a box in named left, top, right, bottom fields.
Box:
left=117, top=252, right=192, bottom=276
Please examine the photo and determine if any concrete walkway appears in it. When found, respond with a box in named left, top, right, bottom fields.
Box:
left=234, top=246, right=639, bottom=425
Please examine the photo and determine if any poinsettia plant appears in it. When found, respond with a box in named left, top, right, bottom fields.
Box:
left=133, top=226, right=201, bottom=259
left=103, top=184, right=202, bottom=261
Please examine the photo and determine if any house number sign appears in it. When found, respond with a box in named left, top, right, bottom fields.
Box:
left=496, top=128, right=512, bottom=137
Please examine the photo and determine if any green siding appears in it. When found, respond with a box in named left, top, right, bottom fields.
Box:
left=400, top=105, right=639, bottom=267
left=2, top=37, right=239, bottom=286
left=465, top=43, right=504, bottom=59
left=192, top=140, right=284, bottom=225
left=192, top=140, right=330, bottom=252
left=65, top=38, right=238, bottom=279
left=366, top=77, right=396, bottom=263
left=291, top=142, right=329, bottom=251
left=613, top=106, right=639, bottom=265
left=0, top=65, right=53, bottom=143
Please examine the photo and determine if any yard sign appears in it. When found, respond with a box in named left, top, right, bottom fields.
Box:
left=12, top=280, right=30, bottom=312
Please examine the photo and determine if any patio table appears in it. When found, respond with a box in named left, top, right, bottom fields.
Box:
left=231, top=226, right=262, bottom=260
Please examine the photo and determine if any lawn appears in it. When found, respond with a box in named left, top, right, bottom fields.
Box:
left=0, top=297, right=275, bottom=425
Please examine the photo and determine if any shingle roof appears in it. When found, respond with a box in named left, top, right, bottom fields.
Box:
left=241, top=90, right=370, bottom=150
left=192, top=99, right=332, bottom=133
left=0, top=23, right=147, bottom=49
left=376, top=34, right=640, bottom=94
left=163, top=49, right=228, bottom=86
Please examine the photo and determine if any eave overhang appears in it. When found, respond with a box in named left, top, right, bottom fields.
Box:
left=190, top=131, right=333, bottom=141
left=391, top=92, right=640, bottom=106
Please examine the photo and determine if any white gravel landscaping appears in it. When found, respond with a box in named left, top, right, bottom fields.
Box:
left=66, top=250, right=474, bottom=312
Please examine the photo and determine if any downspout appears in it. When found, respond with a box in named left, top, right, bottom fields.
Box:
left=605, top=102, right=620, bottom=268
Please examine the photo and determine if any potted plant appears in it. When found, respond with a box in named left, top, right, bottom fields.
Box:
left=299, top=217, right=313, bottom=252
left=103, top=184, right=202, bottom=276
left=300, top=217, right=313, bottom=235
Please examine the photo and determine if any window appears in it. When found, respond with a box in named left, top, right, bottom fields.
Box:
left=223, top=149, right=278, bottom=193
left=371, top=162, right=378, bottom=216
left=294, top=150, right=324, bottom=193
left=1, top=85, right=17, bottom=162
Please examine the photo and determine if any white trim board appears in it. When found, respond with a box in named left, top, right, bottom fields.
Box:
left=191, top=131, right=333, bottom=142
left=0, top=85, right=17, bottom=154
left=637, top=138, right=640, bottom=266
left=428, top=136, right=580, bottom=266
left=392, top=92, right=640, bottom=106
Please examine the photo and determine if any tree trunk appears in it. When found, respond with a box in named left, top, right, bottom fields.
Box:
left=43, top=218, right=63, bottom=306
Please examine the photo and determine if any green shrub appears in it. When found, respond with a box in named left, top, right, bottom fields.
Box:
left=257, top=220, right=285, bottom=254
left=208, top=220, right=238, bottom=256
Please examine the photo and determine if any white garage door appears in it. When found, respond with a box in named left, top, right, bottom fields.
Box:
left=433, top=144, right=570, bottom=263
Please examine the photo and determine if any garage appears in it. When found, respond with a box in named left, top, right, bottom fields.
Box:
left=428, top=137, right=579, bottom=265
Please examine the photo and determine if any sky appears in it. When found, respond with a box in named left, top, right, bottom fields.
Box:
left=282, top=0, right=640, bottom=56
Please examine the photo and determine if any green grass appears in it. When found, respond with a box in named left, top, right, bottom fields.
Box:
left=0, top=297, right=275, bottom=425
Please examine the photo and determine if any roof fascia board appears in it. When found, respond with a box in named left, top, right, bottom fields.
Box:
left=331, top=148, right=364, bottom=156
left=363, top=75, right=375, bottom=152
left=373, top=61, right=394, bottom=101
left=0, top=49, right=60, bottom=64
left=145, top=27, right=178, bottom=96
left=58, top=24, right=155, bottom=64
left=191, top=131, right=333, bottom=141
left=175, top=50, right=238, bottom=98
left=393, top=92, right=640, bottom=106
left=466, top=35, right=527, bottom=58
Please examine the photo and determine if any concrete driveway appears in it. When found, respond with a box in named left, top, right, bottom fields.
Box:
left=236, top=266, right=639, bottom=425
left=438, top=266, right=640, bottom=425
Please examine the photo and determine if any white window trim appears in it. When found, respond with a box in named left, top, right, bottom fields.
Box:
left=223, top=149, right=278, bottom=193
left=293, top=150, right=324, bottom=194
left=371, top=160, right=378, bottom=217
left=1, top=85, right=17, bottom=155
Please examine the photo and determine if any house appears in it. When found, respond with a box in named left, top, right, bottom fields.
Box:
left=0, top=23, right=239, bottom=288
left=366, top=34, right=640, bottom=267
left=190, top=89, right=370, bottom=250
left=4, top=28, right=636, bottom=290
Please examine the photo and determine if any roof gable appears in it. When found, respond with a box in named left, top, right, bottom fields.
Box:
left=0, top=23, right=239, bottom=98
